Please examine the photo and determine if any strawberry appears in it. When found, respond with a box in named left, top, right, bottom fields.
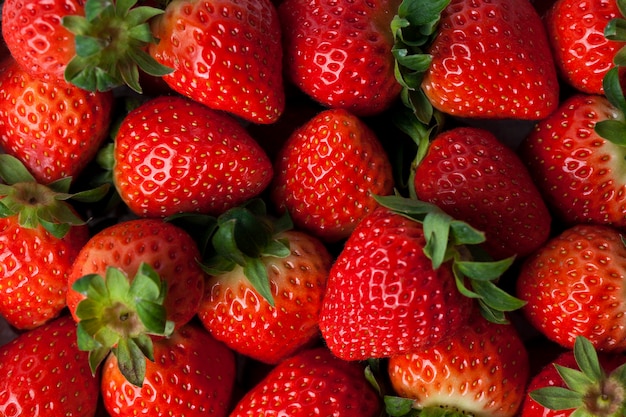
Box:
left=0, top=154, right=108, bottom=330
left=229, top=346, right=383, bottom=416
left=270, top=108, right=395, bottom=243
left=318, top=196, right=525, bottom=361
left=148, top=0, right=285, bottom=124
left=522, top=336, right=626, bottom=417
left=386, top=309, right=529, bottom=417
left=516, top=224, right=626, bottom=352
left=413, top=126, right=552, bottom=260
left=112, top=95, right=273, bottom=218
left=420, top=0, right=559, bottom=120
left=0, top=56, right=114, bottom=185
left=0, top=315, right=100, bottom=416
left=519, top=94, right=626, bottom=230
left=278, top=0, right=403, bottom=117
left=65, top=218, right=206, bottom=385
left=101, top=322, right=236, bottom=417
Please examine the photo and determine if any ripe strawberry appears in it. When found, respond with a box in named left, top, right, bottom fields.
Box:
left=101, top=322, right=236, bottom=417
left=516, top=224, right=626, bottom=352
left=387, top=309, right=529, bottom=417
left=0, top=56, right=114, bottom=184
left=0, top=154, right=108, bottom=330
left=413, top=126, right=552, bottom=260
left=519, top=94, right=626, bottom=230
left=112, top=95, right=273, bottom=218
left=270, top=108, right=395, bottom=243
left=0, top=315, right=100, bottom=416
left=229, top=346, right=383, bottom=416
left=522, top=336, right=626, bottom=417
left=148, top=0, right=285, bottom=124
left=278, top=0, right=403, bottom=117
left=421, top=0, right=559, bottom=119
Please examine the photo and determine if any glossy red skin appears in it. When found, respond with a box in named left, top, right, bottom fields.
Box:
left=319, top=207, right=474, bottom=360
left=113, top=95, right=273, bottom=218
left=0, top=315, right=100, bottom=416
left=198, top=230, right=332, bottom=364
left=0, top=218, right=90, bottom=330
left=519, top=94, right=626, bottom=229
left=422, top=0, right=559, bottom=119
left=66, top=218, right=206, bottom=329
left=545, top=0, right=623, bottom=95
left=270, top=108, right=395, bottom=243
left=0, top=57, right=114, bottom=184
left=149, top=0, right=284, bottom=124
left=414, top=126, right=552, bottom=260
left=102, top=323, right=236, bottom=417
left=278, top=0, right=402, bottom=117
left=229, top=347, right=383, bottom=417
left=389, top=311, right=530, bottom=417
left=516, top=224, right=626, bottom=352
left=1, top=0, right=82, bottom=82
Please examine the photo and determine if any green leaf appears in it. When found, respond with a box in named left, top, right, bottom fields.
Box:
left=604, top=18, right=626, bottom=41
left=262, top=238, right=291, bottom=259
left=114, top=338, right=147, bottom=387
left=554, top=364, right=594, bottom=393
left=213, top=218, right=247, bottom=266
left=397, top=0, right=449, bottom=29
left=0, top=154, right=37, bottom=184
left=105, top=267, right=132, bottom=302
left=243, top=256, right=274, bottom=306
left=75, top=35, right=107, bottom=57
left=529, top=387, right=584, bottom=411
left=470, top=279, right=527, bottom=312
left=87, top=345, right=111, bottom=376
left=132, top=334, right=155, bottom=362
left=594, top=119, right=626, bottom=146
left=128, top=47, right=173, bottom=78
left=455, top=257, right=515, bottom=281
left=85, top=0, right=114, bottom=21
left=129, top=263, right=162, bottom=301
left=135, top=301, right=169, bottom=335
left=385, top=396, right=418, bottom=417
left=573, top=336, right=605, bottom=381
left=422, top=211, right=452, bottom=269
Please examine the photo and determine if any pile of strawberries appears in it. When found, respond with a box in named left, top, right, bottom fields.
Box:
left=0, top=0, right=624, bottom=415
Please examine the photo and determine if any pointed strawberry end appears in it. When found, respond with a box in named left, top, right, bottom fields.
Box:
left=72, top=262, right=174, bottom=387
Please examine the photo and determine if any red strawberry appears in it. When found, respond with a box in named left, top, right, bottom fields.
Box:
left=519, top=94, right=626, bottom=230
left=278, top=0, right=402, bottom=117
left=545, top=0, right=626, bottom=95
left=0, top=315, right=100, bottom=416
left=387, top=310, right=529, bottom=417
left=148, top=0, right=285, bottom=124
left=112, top=95, right=273, bottom=218
left=516, top=224, right=626, bottom=352
left=101, top=322, right=236, bottom=417
left=0, top=56, right=114, bottom=184
left=421, top=0, right=559, bottom=119
left=413, top=126, right=552, bottom=260
left=270, top=108, right=395, bottom=243
left=522, top=336, right=626, bottom=417
left=229, top=346, right=383, bottom=416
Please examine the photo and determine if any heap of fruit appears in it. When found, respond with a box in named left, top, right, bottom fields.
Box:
left=0, top=0, right=624, bottom=416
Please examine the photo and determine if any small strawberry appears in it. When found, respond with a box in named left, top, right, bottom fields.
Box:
left=522, top=336, right=626, bottom=417
left=270, top=108, right=395, bottom=243
left=386, top=309, right=529, bottom=417
left=413, top=126, right=552, bottom=260
left=101, top=322, right=236, bottom=417
left=112, top=95, right=273, bottom=218
left=228, top=346, right=383, bottom=416
left=148, top=0, right=285, bottom=124
left=0, top=315, right=100, bottom=416
left=0, top=56, right=114, bottom=184
left=516, top=224, right=626, bottom=352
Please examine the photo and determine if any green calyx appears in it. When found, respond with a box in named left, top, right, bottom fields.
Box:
left=72, top=262, right=175, bottom=387
left=0, top=154, right=110, bottom=238
left=166, top=199, right=293, bottom=307
left=530, top=336, right=626, bottom=417
left=62, top=0, right=173, bottom=93
left=374, top=194, right=525, bottom=324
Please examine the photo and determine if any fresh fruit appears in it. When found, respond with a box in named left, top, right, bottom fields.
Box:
left=0, top=56, right=114, bottom=184
left=112, top=95, right=273, bottom=218
left=0, top=315, right=100, bottom=416
left=278, top=0, right=402, bottom=116
left=270, top=108, right=395, bottom=243
left=229, top=346, right=383, bottom=416
left=519, top=94, right=626, bottom=230
left=148, top=0, right=285, bottom=124
left=516, top=223, right=626, bottom=352
left=101, top=322, right=236, bottom=417
left=386, top=309, right=529, bottom=417
left=413, top=126, right=552, bottom=260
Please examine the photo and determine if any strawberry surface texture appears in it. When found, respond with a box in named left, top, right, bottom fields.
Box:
left=1, top=0, right=626, bottom=416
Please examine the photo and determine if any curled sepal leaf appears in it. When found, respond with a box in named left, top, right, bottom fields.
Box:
left=385, top=396, right=420, bottom=417
left=595, top=67, right=626, bottom=146
left=72, top=263, right=174, bottom=387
